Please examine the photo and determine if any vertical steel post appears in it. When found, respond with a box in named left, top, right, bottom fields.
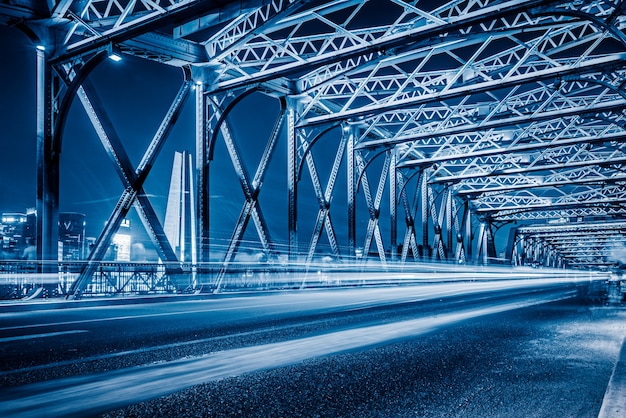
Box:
left=432, top=187, right=446, bottom=260
left=478, top=221, right=487, bottom=264
left=446, top=189, right=453, bottom=258
left=346, top=124, right=356, bottom=258
left=195, top=83, right=210, bottom=264
left=420, top=169, right=429, bottom=258
left=518, top=233, right=525, bottom=266
left=464, top=200, right=472, bottom=262
left=35, top=47, right=59, bottom=272
left=287, top=98, right=298, bottom=260
left=477, top=220, right=497, bottom=264
left=485, top=220, right=497, bottom=262
left=389, top=148, right=397, bottom=262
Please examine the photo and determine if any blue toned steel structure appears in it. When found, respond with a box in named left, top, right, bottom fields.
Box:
left=2, top=1, right=626, bottom=298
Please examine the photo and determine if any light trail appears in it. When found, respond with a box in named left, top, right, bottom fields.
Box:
left=0, top=274, right=600, bottom=333
left=204, top=263, right=601, bottom=290
left=0, top=288, right=575, bottom=418
left=0, top=330, right=88, bottom=343
left=0, top=269, right=608, bottom=416
left=0, top=260, right=604, bottom=292
left=0, top=278, right=585, bottom=377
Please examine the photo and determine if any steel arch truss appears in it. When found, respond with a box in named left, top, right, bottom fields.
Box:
left=512, top=222, right=626, bottom=268
left=9, top=0, right=626, bottom=277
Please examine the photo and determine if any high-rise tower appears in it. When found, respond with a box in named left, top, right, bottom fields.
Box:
left=164, top=151, right=196, bottom=263
left=58, top=212, right=86, bottom=260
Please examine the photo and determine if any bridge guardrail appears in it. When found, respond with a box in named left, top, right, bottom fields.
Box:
left=0, top=259, right=606, bottom=300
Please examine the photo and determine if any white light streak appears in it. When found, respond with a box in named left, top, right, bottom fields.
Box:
left=0, top=291, right=572, bottom=418
left=0, top=330, right=88, bottom=343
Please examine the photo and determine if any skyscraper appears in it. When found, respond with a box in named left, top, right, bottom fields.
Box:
left=164, top=151, right=196, bottom=263
left=1, top=212, right=28, bottom=259
left=58, top=212, right=86, bottom=260
left=113, top=219, right=132, bottom=262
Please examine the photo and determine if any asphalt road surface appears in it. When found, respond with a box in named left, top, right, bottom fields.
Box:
left=0, top=277, right=624, bottom=417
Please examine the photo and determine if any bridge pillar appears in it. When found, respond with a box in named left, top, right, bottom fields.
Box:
left=195, top=82, right=210, bottom=264
left=463, top=200, right=473, bottom=262
left=420, top=169, right=429, bottom=259
left=346, top=124, right=356, bottom=258
left=446, top=189, right=453, bottom=259
left=477, top=220, right=497, bottom=264
left=35, top=46, right=58, bottom=274
left=389, top=148, right=398, bottom=262
left=287, top=98, right=298, bottom=261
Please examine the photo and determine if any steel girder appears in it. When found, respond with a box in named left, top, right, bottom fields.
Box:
left=7, top=0, right=626, bottom=272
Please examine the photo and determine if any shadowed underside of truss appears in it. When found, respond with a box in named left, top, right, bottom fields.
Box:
left=4, top=0, right=626, bottom=292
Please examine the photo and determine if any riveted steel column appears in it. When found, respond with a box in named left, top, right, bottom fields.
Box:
left=346, top=124, right=356, bottom=258
left=287, top=98, right=298, bottom=260
left=421, top=169, right=429, bottom=258
left=446, top=189, right=453, bottom=258
left=477, top=221, right=487, bottom=264
left=398, top=172, right=419, bottom=263
left=35, top=47, right=58, bottom=270
left=485, top=220, right=497, bottom=262
left=478, top=220, right=497, bottom=264
left=390, top=148, right=398, bottom=262
left=195, top=82, right=210, bottom=264
left=511, top=233, right=520, bottom=266
left=517, top=233, right=525, bottom=266
left=432, top=187, right=445, bottom=260
left=451, top=196, right=464, bottom=263
left=464, top=200, right=472, bottom=262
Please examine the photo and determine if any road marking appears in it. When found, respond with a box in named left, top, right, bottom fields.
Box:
left=0, top=330, right=88, bottom=343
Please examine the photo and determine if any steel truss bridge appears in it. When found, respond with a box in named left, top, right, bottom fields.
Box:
left=3, top=0, right=626, bottom=298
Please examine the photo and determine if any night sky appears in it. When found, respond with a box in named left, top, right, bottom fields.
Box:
left=1, top=27, right=37, bottom=214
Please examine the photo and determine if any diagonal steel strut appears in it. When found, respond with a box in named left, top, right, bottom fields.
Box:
left=68, top=72, right=192, bottom=299
left=76, top=80, right=182, bottom=268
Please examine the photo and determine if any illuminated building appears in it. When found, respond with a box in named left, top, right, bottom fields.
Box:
left=1, top=212, right=28, bottom=259
left=113, top=219, right=132, bottom=262
left=58, top=213, right=86, bottom=260
left=164, top=150, right=196, bottom=263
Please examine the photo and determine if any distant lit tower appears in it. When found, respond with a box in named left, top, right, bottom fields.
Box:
left=113, top=219, right=132, bottom=261
left=164, top=150, right=196, bottom=263
left=1, top=212, right=28, bottom=258
left=58, top=212, right=86, bottom=260
left=24, top=208, right=37, bottom=244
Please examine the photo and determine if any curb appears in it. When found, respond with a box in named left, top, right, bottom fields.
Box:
left=599, top=336, right=626, bottom=417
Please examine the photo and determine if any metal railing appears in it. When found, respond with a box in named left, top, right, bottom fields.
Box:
left=1, top=258, right=610, bottom=301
